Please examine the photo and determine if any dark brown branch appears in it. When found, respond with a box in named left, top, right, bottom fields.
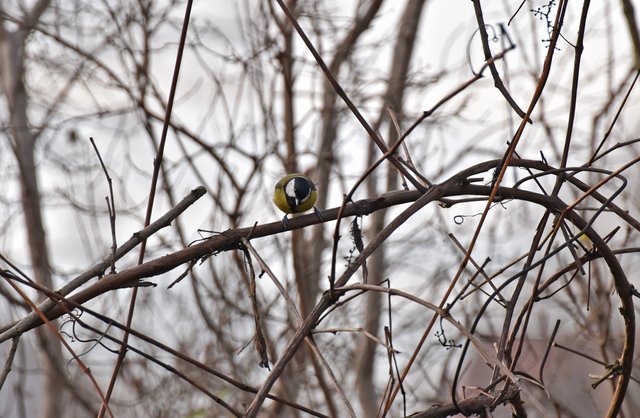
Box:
left=471, top=0, right=530, bottom=122
left=620, top=0, right=640, bottom=69
left=407, top=384, right=520, bottom=418
left=557, top=1, right=590, bottom=170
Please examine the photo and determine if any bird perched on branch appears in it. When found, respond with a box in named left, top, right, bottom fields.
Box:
left=273, top=173, right=323, bottom=228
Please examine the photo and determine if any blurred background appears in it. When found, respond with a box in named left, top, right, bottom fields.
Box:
left=1, top=1, right=640, bottom=417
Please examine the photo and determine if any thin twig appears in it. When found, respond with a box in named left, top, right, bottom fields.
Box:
left=98, top=1, right=194, bottom=414
left=539, top=319, right=561, bottom=386
left=239, top=246, right=269, bottom=369
left=0, top=336, right=20, bottom=391
left=471, top=1, right=529, bottom=122
left=89, top=137, right=118, bottom=274
left=588, top=70, right=640, bottom=165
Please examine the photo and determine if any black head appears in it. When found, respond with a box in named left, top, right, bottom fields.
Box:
left=284, top=176, right=314, bottom=208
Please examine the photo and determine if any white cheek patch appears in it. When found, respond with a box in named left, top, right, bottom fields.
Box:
left=284, top=180, right=297, bottom=199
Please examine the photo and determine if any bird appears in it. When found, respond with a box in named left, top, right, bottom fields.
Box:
left=273, top=173, right=323, bottom=228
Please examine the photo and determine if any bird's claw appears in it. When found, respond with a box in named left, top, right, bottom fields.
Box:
left=281, top=208, right=322, bottom=230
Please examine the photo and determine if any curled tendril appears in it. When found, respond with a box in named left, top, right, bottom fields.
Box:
left=435, top=316, right=462, bottom=350
left=62, top=310, right=119, bottom=356
left=59, top=309, right=84, bottom=342
left=466, top=23, right=512, bottom=75
left=454, top=200, right=511, bottom=225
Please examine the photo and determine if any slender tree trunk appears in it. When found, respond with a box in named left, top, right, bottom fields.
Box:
left=357, top=1, right=428, bottom=415
left=0, top=5, right=65, bottom=417
left=307, top=0, right=385, bottom=312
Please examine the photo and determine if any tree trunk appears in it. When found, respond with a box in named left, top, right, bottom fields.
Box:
left=0, top=5, right=65, bottom=417
left=357, top=1, right=428, bottom=415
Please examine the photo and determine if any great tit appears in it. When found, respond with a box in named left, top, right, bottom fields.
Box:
left=273, top=173, right=323, bottom=228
